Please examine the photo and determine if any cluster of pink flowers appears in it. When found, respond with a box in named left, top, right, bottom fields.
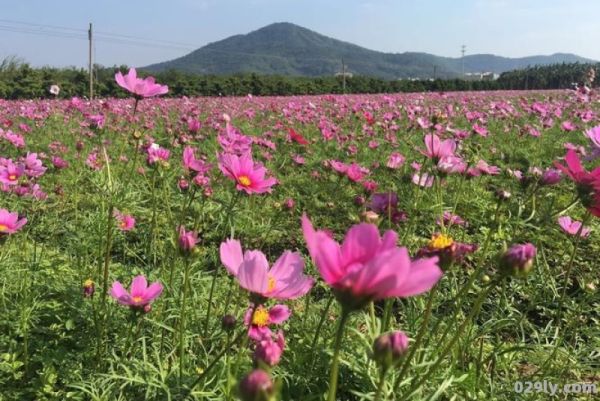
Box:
left=0, top=154, right=47, bottom=199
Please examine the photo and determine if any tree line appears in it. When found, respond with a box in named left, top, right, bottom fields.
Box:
left=0, top=57, right=597, bottom=99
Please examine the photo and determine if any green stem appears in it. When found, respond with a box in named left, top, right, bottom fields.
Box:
left=310, top=296, right=334, bottom=358
left=101, top=204, right=115, bottom=307
left=401, top=280, right=497, bottom=399
left=393, top=286, right=438, bottom=392
left=203, top=266, right=219, bottom=337
left=326, top=309, right=350, bottom=401
left=179, top=256, right=192, bottom=382
left=374, top=368, right=388, bottom=401
left=183, top=329, right=246, bottom=399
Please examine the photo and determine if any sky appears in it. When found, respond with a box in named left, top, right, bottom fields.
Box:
left=1, top=0, right=599, bottom=68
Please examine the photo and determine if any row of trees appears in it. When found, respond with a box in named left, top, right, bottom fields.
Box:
left=0, top=57, right=596, bottom=99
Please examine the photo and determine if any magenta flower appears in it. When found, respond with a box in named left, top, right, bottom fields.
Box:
left=178, top=226, right=199, bottom=252
left=253, top=330, right=285, bottom=366
left=555, top=150, right=600, bottom=217
left=412, top=173, right=434, bottom=188
left=114, top=210, right=135, bottom=231
left=147, top=143, right=170, bottom=165
left=386, top=152, right=405, bottom=169
left=22, top=153, right=46, bottom=178
left=500, top=243, right=537, bottom=278
left=421, top=133, right=456, bottom=161
left=244, top=304, right=290, bottom=340
left=437, top=156, right=467, bottom=175
left=217, top=152, right=277, bottom=195
left=110, top=275, right=163, bottom=309
left=0, top=209, right=27, bottom=234
left=557, top=216, right=591, bottom=238
left=239, top=369, right=274, bottom=401
left=115, top=68, right=168, bottom=98
left=182, top=146, right=211, bottom=175
left=220, top=239, right=314, bottom=300
left=476, top=160, right=501, bottom=175
left=301, top=214, right=442, bottom=310
left=0, top=161, right=24, bottom=186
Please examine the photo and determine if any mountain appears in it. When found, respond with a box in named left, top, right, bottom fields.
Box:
left=143, top=23, right=596, bottom=79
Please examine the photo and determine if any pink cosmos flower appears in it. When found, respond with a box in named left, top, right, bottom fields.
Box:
left=182, top=146, right=211, bottom=175
left=220, top=239, right=314, bottom=300
left=147, top=143, right=170, bottom=165
left=386, top=152, right=405, bottom=169
left=3, top=131, right=25, bottom=148
left=476, top=160, right=501, bottom=175
left=217, top=152, right=277, bottom=194
left=244, top=304, right=290, bottom=340
left=0, top=161, right=24, bottom=186
left=421, top=133, right=456, bottom=161
left=178, top=226, right=199, bottom=252
left=114, top=210, right=135, bottom=231
left=554, top=150, right=600, bottom=217
left=253, top=330, right=285, bottom=366
left=22, top=153, right=46, bottom=178
left=301, top=214, right=442, bottom=310
left=560, top=121, right=576, bottom=132
left=437, top=156, right=467, bottom=174
left=110, top=275, right=163, bottom=309
left=412, top=173, right=434, bottom=188
left=557, top=216, right=591, bottom=237
left=472, top=123, right=489, bottom=137
left=0, top=209, right=27, bottom=234
left=115, top=68, right=168, bottom=98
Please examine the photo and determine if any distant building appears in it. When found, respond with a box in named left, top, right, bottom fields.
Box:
left=464, top=72, right=499, bottom=81
left=335, top=72, right=354, bottom=78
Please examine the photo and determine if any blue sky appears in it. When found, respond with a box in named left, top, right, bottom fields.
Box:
left=1, top=0, right=599, bottom=68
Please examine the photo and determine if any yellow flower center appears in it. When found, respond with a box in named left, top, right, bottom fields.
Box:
left=428, top=234, right=454, bottom=250
left=251, top=306, right=270, bottom=327
left=238, top=175, right=252, bottom=187
left=84, top=279, right=94, bottom=288
left=8, top=174, right=17, bottom=181
left=267, top=275, right=276, bottom=293
left=0, top=224, right=7, bottom=232
left=132, top=296, right=143, bottom=304
left=120, top=221, right=127, bottom=228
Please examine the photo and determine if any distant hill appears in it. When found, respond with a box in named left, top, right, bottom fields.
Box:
left=143, top=22, right=596, bottom=79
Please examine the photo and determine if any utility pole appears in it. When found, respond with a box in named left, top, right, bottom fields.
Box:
left=88, top=23, right=93, bottom=99
left=341, top=58, right=346, bottom=94
left=433, top=65, right=437, bottom=80
left=461, top=45, right=466, bottom=79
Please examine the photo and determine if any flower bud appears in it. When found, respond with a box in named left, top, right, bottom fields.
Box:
left=178, top=226, right=198, bottom=254
left=221, top=314, right=237, bottom=331
left=500, top=243, right=537, bottom=278
left=372, top=331, right=409, bottom=369
left=239, top=369, right=274, bottom=401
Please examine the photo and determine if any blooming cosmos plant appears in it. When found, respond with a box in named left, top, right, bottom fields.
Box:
left=217, top=152, right=277, bottom=194
left=0, top=209, right=27, bottom=234
left=301, top=214, right=442, bottom=310
left=111, top=275, right=163, bottom=310
left=557, top=216, right=591, bottom=238
left=555, top=149, right=600, bottom=217
left=220, top=239, right=314, bottom=300
left=115, top=68, right=168, bottom=98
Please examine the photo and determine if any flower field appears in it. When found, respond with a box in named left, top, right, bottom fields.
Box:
left=0, top=72, right=599, bottom=400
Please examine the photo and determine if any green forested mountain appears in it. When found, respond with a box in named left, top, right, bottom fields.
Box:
left=143, top=22, right=596, bottom=79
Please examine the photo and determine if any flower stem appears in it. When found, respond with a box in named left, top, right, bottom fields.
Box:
left=393, top=285, right=438, bottom=391
left=179, top=256, right=192, bottom=382
left=326, top=308, right=350, bottom=401
left=374, top=367, right=388, bottom=401
left=309, top=296, right=334, bottom=366
left=401, top=279, right=497, bottom=399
